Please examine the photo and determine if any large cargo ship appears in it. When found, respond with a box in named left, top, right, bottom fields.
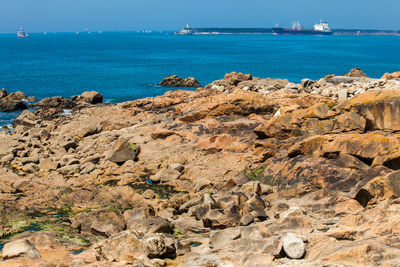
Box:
left=273, top=21, right=333, bottom=35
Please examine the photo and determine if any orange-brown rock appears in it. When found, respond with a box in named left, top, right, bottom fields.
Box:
left=178, top=89, right=275, bottom=122
left=345, top=67, right=369, bottom=78
left=347, top=89, right=400, bottom=131
left=381, top=71, right=400, bottom=80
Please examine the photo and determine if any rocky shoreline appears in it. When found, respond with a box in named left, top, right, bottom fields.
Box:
left=1, top=69, right=400, bottom=266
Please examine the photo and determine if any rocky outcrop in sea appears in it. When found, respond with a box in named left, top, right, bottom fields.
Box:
left=1, top=69, right=400, bottom=266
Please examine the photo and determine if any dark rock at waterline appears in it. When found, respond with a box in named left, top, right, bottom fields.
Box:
left=0, top=100, right=27, bottom=112
left=30, top=96, right=77, bottom=120
left=0, top=88, right=8, bottom=98
left=159, top=75, right=201, bottom=87
left=0, top=90, right=38, bottom=112
left=32, top=96, right=76, bottom=109
left=3, top=91, right=27, bottom=101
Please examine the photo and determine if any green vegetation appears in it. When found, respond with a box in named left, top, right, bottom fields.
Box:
left=61, top=187, right=73, bottom=195
left=127, top=182, right=187, bottom=199
left=243, top=166, right=266, bottom=181
left=129, top=143, right=137, bottom=150
left=172, top=228, right=184, bottom=240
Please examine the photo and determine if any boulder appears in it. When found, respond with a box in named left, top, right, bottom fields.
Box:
left=241, top=181, right=262, bottom=195
left=2, top=239, right=41, bottom=259
left=159, top=75, right=201, bottom=87
left=71, top=210, right=125, bottom=238
left=126, top=218, right=172, bottom=235
left=2, top=91, right=27, bottom=101
left=381, top=71, right=400, bottom=80
left=105, top=141, right=140, bottom=164
left=281, top=233, right=305, bottom=259
left=280, top=206, right=304, bottom=218
left=346, top=67, right=369, bottom=78
left=354, top=170, right=400, bottom=207
left=326, top=76, right=364, bottom=84
left=0, top=100, right=27, bottom=112
left=150, top=169, right=181, bottom=183
left=0, top=88, right=7, bottom=98
left=33, top=96, right=75, bottom=109
left=80, top=91, right=103, bottom=104
left=347, top=89, right=400, bottom=131
left=224, top=72, right=253, bottom=85
left=12, top=110, right=38, bottom=128
left=0, top=134, right=19, bottom=158
left=94, top=231, right=176, bottom=262
left=301, top=78, right=314, bottom=89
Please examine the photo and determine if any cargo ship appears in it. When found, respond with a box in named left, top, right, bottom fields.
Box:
left=273, top=21, right=333, bottom=35
left=17, top=27, right=28, bottom=38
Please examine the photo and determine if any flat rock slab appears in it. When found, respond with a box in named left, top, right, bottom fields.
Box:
left=2, top=239, right=41, bottom=259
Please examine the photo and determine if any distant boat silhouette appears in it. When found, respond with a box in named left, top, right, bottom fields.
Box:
left=17, top=27, right=28, bottom=38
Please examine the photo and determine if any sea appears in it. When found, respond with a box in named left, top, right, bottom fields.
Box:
left=1, top=31, right=400, bottom=127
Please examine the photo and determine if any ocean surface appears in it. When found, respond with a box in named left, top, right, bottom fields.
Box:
left=0, top=32, right=400, bottom=127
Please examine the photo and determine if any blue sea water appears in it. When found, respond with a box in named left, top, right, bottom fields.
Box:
left=0, top=32, right=400, bottom=127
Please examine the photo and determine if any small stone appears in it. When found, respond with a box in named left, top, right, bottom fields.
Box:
left=280, top=206, right=304, bottom=218
left=151, top=169, right=181, bottom=183
left=239, top=214, right=254, bottom=226
left=260, top=184, right=274, bottom=195
left=169, top=163, right=184, bottom=173
left=142, top=189, right=156, bottom=199
left=282, top=233, right=305, bottom=259
left=22, top=163, right=39, bottom=173
left=337, top=89, right=348, bottom=100
left=241, top=181, right=261, bottom=195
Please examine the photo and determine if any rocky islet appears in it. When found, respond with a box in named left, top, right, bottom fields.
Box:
left=1, top=69, right=400, bottom=266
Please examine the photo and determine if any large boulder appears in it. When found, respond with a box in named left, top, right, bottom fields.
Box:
left=354, top=170, right=400, bottom=207
left=33, top=96, right=76, bottom=109
left=345, top=67, right=369, bottom=78
left=105, top=141, right=140, bottom=164
left=94, top=230, right=176, bottom=263
left=12, top=110, right=38, bottom=128
left=2, top=239, right=41, bottom=259
left=347, top=89, right=400, bottom=131
left=2, top=91, right=27, bottom=101
left=0, top=100, right=27, bottom=112
left=79, top=91, right=103, bottom=104
left=159, top=75, right=201, bottom=87
left=381, top=71, right=400, bottom=80
left=71, top=210, right=125, bottom=238
left=126, top=218, right=172, bottom=235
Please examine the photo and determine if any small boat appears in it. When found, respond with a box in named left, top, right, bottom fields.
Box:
left=17, top=27, right=28, bottom=38
left=174, top=24, right=194, bottom=35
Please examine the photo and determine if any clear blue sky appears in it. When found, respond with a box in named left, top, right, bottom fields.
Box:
left=0, top=0, right=399, bottom=33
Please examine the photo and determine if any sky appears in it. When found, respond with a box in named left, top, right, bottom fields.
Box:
left=0, top=0, right=399, bottom=33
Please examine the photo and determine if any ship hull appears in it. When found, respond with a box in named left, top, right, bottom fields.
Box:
left=273, top=28, right=333, bottom=35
